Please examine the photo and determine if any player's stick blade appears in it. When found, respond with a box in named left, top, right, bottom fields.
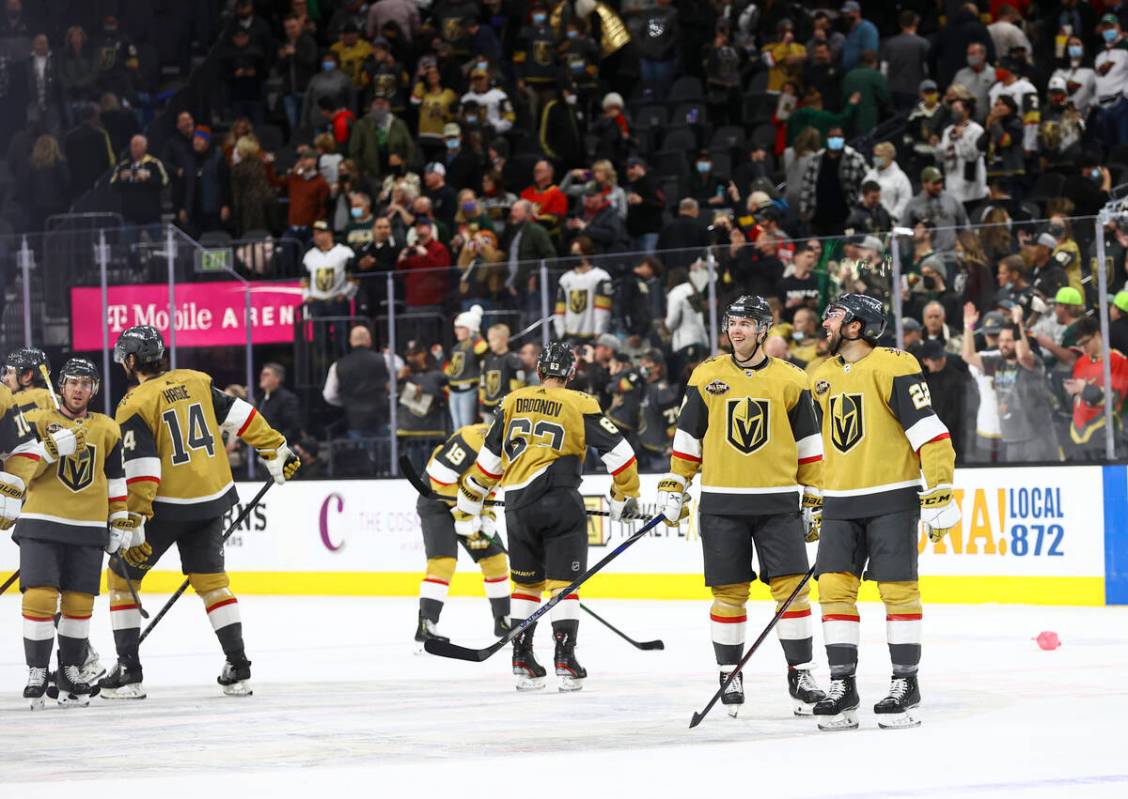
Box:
left=688, top=711, right=705, bottom=729
left=638, top=640, right=665, bottom=650
left=423, top=638, right=494, bottom=661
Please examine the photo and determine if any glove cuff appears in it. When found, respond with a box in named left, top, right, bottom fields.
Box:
left=658, top=473, right=687, bottom=491
left=109, top=510, right=129, bottom=523
left=0, top=471, right=26, bottom=497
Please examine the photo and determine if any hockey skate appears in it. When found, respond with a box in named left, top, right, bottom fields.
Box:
left=98, top=661, right=146, bottom=700
left=80, top=641, right=106, bottom=685
left=218, top=658, right=253, bottom=697
left=414, top=610, right=449, bottom=654
left=493, top=615, right=511, bottom=638
left=874, top=674, right=921, bottom=729
left=719, top=666, right=744, bottom=718
left=813, top=675, right=859, bottom=731
left=788, top=666, right=826, bottom=716
left=56, top=662, right=92, bottom=708
left=512, top=625, right=546, bottom=691
left=24, top=667, right=47, bottom=711
left=553, top=631, right=587, bottom=692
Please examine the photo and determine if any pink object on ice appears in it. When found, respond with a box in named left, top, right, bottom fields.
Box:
left=1035, top=631, right=1061, bottom=650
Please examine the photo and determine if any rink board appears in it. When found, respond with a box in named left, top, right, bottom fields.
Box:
left=3, top=465, right=1120, bottom=605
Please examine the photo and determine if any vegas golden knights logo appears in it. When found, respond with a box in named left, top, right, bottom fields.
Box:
left=569, top=289, right=588, bottom=314
left=442, top=17, right=462, bottom=42
left=829, top=393, right=865, bottom=453
left=726, top=397, right=770, bottom=454
left=484, top=370, right=501, bottom=398
left=533, top=40, right=552, bottom=66
left=315, top=267, right=335, bottom=293
left=449, top=351, right=466, bottom=378
left=58, top=445, right=96, bottom=493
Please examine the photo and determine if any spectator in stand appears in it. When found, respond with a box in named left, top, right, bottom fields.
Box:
left=446, top=305, right=487, bottom=429
left=805, top=10, right=844, bottom=64
left=620, top=256, right=663, bottom=348
left=861, top=141, right=912, bottom=224
left=637, top=0, right=679, bottom=99
left=783, top=127, right=821, bottom=210
left=461, top=67, right=515, bottom=139
left=562, top=160, right=627, bottom=220
left=397, top=216, right=451, bottom=312
left=920, top=338, right=971, bottom=462
left=922, top=301, right=961, bottom=355
left=988, top=65, right=1040, bottom=156
left=229, top=136, right=275, bottom=236
left=92, top=15, right=139, bottom=100
left=789, top=307, right=820, bottom=364
left=939, top=98, right=987, bottom=210
left=331, top=22, right=372, bottom=91
left=962, top=303, right=1060, bottom=463
left=367, top=0, right=419, bottom=41
left=845, top=180, right=892, bottom=237
left=479, top=170, right=515, bottom=234
left=1035, top=286, right=1087, bottom=371
left=657, top=198, right=709, bottom=269
left=350, top=91, right=415, bottom=197
left=1025, top=231, right=1070, bottom=301
left=520, top=159, right=568, bottom=242
left=502, top=198, right=555, bottom=301
left=553, top=235, right=614, bottom=341
left=798, top=125, right=868, bottom=237
left=441, top=123, right=481, bottom=193
left=1094, top=14, right=1128, bottom=146
left=58, top=26, right=97, bottom=112
left=411, top=58, right=459, bottom=163
left=839, top=1, right=878, bottom=71
left=220, top=26, right=267, bottom=126
left=318, top=95, right=355, bottom=148
left=277, top=13, right=318, bottom=135
left=456, top=222, right=506, bottom=309
left=227, top=0, right=275, bottom=63
left=63, top=102, right=113, bottom=197
left=24, top=33, right=64, bottom=134
left=1052, top=35, right=1096, bottom=119
left=286, top=151, right=330, bottom=245
left=703, top=20, right=743, bottom=127
left=422, top=162, right=457, bottom=228
left=841, top=49, right=888, bottom=137
left=344, top=191, right=376, bottom=250
left=353, top=216, right=401, bottom=313
left=1109, top=291, right=1128, bottom=355
left=785, top=89, right=861, bottom=146
left=664, top=266, right=707, bottom=386
left=301, top=50, right=352, bottom=134
left=98, top=91, right=139, bottom=156
left=301, top=220, right=356, bottom=354
left=257, top=363, right=301, bottom=444
left=323, top=324, right=391, bottom=441
left=19, top=133, right=69, bottom=231
left=396, top=341, right=449, bottom=472
left=763, top=19, right=806, bottom=96
left=952, top=42, right=995, bottom=124
left=882, top=11, right=930, bottom=112
left=1064, top=316, right=1128, bottom=458
left=778, top=243, right=821, bottom=322
left=935, top=3, right=995, bottom=89
left=110, top=134, right=168, bottom=226
left=162, top=110, right=195, bottom=193
left=902, top=166, right=969, bottom=253
left=590, top=92, right=631, bottom=169
left=984, top=94, right=1025, bottom=187
left=803, top=42, right=842, bottom=113
left=624, top=157, right=664, bottom=254
left=565, top=186, right=628, bottom=256
left=903, top=79, right=949, bottom=174
left=177, top=127, right=230, bottom=237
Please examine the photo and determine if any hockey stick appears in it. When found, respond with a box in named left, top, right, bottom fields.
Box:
left=35, top=365, right=148, bottom=617
left=0, top=569, right=18, bottom=595
left=401, top=453, right=663, bottom=649
left=138, top=479, right=273, bottom=644
left=426, top=513, right=664, bottom=662
left=688, top=564, right=816, bottom=729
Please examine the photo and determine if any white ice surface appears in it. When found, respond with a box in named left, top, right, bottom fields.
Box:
left=1, top=594, right=1127, bottom=798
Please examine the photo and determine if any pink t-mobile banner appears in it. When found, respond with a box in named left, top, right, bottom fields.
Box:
left=71, top=281, right=305, bottom=350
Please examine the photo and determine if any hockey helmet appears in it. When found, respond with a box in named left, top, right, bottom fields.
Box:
left=3, top=348, right=50, bottom=387
left=824, top=293, right=887, bottom=344
left=723, top=295, right=773, bottom=332
left=537, top=341, right=576, bottom=382
left=58, top=357, right=101, bottom=397
left=114, top=325, right=166, bottom=368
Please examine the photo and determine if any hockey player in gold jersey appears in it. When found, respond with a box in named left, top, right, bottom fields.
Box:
left=454, top=342, right=640, bottom=691
left=14, top=358, right=138, bottom=708
left=2, top=348, right=56, bottom=414
left=415, top=423, right=511, bottom=646
left=101, top=326, right=300, bottom=699
left=656, top=295, right=827, bottom=718
left=809, top=294, right=961, bottom=730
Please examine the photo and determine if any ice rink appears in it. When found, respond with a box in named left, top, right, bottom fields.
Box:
left=1, top=593, right=1127, bottom=798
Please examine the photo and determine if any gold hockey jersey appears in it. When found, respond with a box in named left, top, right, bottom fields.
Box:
left=15, top=410, right=125, bottom=545
left=426, top=423, right=490, bottom=500
left=670, top=355, right=823, bottom=515
left=0, top=384, right=40, bottom=485
left=466, top=384, right=640, bottom=509
left=115, top=369, right=284, bottom=520
left=809, top=347, right=955, bottom=519
left=12, top=386, right=54, bottom=415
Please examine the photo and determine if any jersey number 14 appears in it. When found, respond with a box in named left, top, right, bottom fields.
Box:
left=161, top=403, right=216, bottom=465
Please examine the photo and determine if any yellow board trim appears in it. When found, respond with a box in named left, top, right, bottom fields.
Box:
left=109, top=572, right=1106, bottom=606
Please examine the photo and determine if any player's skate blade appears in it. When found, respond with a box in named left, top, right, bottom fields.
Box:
left=789, top=666, right=826, bottom=717
left=24, top=666, right=47, bottom=710
left=413, top=612, right=449, bottom=655
left=56, top=664, right=92, bottom=707
left=218, top=660, right=253, bottom=697
left=814, top=675, right=859, bottom=731
left=80, top=642, right=106, bottom=684
left=99, top=662, right=146, bottom=700
left=875, top=675, right=921, bottom=729
left=719, top=668, right=744, bottom=718
left=554, top=631, right=586, bottom=693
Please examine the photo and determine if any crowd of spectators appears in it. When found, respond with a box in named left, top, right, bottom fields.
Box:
left=6, top=1, right=1128, bottom=474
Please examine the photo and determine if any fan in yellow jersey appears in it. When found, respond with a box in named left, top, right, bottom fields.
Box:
left=14, top=358, right=139, bottom=708
left=809, top=294, right=960, bottom=731
left=2, top=348, right=56, bottom=414
left=100, top=325, right=300, bottom=700
left=414, top=423, right=510, bottom=648
left=655, top=295, right=827, bottom=718
left=454, top=342, right=640, bottom=691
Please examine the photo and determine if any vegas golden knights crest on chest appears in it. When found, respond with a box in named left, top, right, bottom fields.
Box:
left=485, top=370, right=501, bottom=397
left=58, top=444, right=96, bottom=493
left=726, top=397, right=770, bottom=454
left=449, top=351, right=466, bottom=378
left=569, top=289, right=588, bottom=314
left=442, top=17, right=462, bottom=42
left=315, top=267, right=335, bottom=292
left=829, top=393, right=865, bottom=453
left=533, top=40, right=553, bottom=65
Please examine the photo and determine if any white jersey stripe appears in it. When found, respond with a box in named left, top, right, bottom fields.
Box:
left=124, top=457, right=161, bottom=481
left=426, top=460, right=461, bottom=486
left=220, top=397, right=255, bottom=436
left=904, top=415, right=950, bottom=452
left=672, top=429, right=702, bottom=460
left=18, top=513, right=107, bottom=529
left=600, top=438, right=636, bottom=475
left=796, top=433, right=823, bottom=461
left=701, top=484, right=799, bottom=495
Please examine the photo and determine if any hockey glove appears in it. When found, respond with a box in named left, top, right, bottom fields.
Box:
left=106, top=511, right=145, bottom=554
left=608, top=491, right=640, bottom=522
left=259, top=442, right=300, bottom=485
left=656, top=474, right=690, bottom=527
left=122, top=540, right=153, bottom=569
left=920, top=485, right=961, bottom=542
left=456, top=473, right=490, bottom=517
left=40, top=423, right=85, bottom=464
left=801, top=487, right=822, bottom=543
left=0, top=471, right=26, bottom=531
